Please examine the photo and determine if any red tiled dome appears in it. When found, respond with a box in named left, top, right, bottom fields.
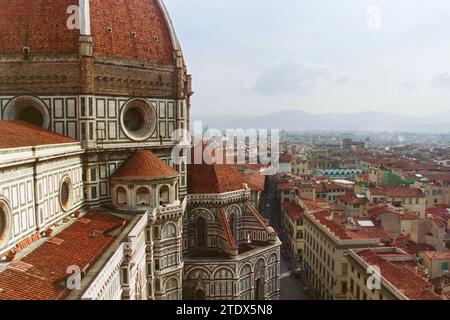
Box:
left=0, top=0, right=176, bottom=64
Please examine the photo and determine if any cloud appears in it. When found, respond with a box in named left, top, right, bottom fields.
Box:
left=431, top=73, right=450, bottom=90
left=334, top=76, right=351, bottom=86
left=253, top=60, right=332, bottom=95
left=400, top=81, right=418, bottom=91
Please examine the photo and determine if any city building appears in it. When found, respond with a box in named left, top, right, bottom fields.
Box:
left=303, top=209, right=391, bottom=300
left=281, top=201, right=305, bottom=259
left=411, top=205, right=450, bottom=251
left=346, top=247, right=440, bottom=300
left=366, top=186, right=426, bottom=218
left=336, top=193, right=369, bottom=217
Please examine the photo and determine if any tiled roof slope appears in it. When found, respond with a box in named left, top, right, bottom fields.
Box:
left=357, top=250, right=440, bottom=300
left=0, top=212, right=126, bottom=300
left=188, top=162, right=245, bottom=194
left=111, top=150, right=179, bottom=181
left=0, top=121, right=77, bottom=149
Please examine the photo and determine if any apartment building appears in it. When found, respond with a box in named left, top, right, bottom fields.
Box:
left=281, top=201, right=305, bottom=258
left=346, top=247, right=440, bottom=300
left=303, top=209, right=390, bottom=300
left=366, top=186, right=426, bottom=218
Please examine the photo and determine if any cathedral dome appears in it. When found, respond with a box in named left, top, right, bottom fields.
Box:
left=0, top=0, right=179, bottom=64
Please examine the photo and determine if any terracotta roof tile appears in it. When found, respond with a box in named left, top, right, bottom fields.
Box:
left=243, top=173, right=265, bottom=191
left=393, top=235, right=435, bottom=255
left=111, top=150, right=179, bottom=181
left=369, top=185, right=425, bottom=198
left=337, top=192, right=369, bottom=205
left=0, top=212, right=126, bottom=300
left=283, top=201, right=304, bottom=220
left=309, top=210, right=391, bottom=242
left=357, top=250, right=440, bottom=300
left=0, top=121, right=77, bottom=149
left=189, top=163, right=245, bottom=194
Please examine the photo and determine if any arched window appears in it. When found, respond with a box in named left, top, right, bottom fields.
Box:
left=165, top=278, right=178, bottom=292
left=196, top=217, right=207, bottom=248
left=159, top=185, right=170, bottom=205
left=136, top=187, right=150, bottom=206
left=267, top=254, right=278, bottom=294
left=117, top=187, right=127, bottom=205
left=174, top=182, right=179, bottom=201
left=163, top=223, right=177, bottom=239
left=239, top=265, right=252, bottom=299
left=214, top=268, right=234, bottom=297
left=255, top=278, right=264, bottom=300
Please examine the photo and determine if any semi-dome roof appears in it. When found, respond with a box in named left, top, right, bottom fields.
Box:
left=0, top=0, right=179, bottom=64
left=111, top=150, right=180, bottom=181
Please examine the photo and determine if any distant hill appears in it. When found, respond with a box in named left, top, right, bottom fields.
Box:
left=192, top=110, right=450, bottom=133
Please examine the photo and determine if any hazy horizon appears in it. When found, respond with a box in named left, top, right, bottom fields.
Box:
left=193, top=108, right=450, bottom=118
left=165, top=0, right=450, bottom=117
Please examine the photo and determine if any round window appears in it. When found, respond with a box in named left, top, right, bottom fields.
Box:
left=120, top=99, right=156, bottom=141
left=3, top=96, right=50, bottom=128
left=60, top=178, right=73, bottom=212
left=17, top=106, right=44, bottom=127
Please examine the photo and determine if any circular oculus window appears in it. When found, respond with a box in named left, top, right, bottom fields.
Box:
left=59, top=177, right=73, bottom=212
left=4, top=96, right=50, bottom=128
left=120, top=99, right=156, bottom=141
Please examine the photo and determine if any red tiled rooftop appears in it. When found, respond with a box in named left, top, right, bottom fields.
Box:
left=309, top=210, right=391, bottom=242
left=393, top=235, right=435, bottom=255
left=426, top=205, right=450, bottom=225
left=0, top=212, right=126, bottom=300
left=369, top=205, right=419, bottom=220
left=0, top=121, right=77, bottom=149
left=283, top=201, right=304, bottom=220
left=277, top=181, right=294, bottom=191
left=369, top=185, right=425, bottom=198
left=357, top=250, right=440, bottom=300
left=188, top=144, right=247, bottom=194
left=243, top=173, right=265, bottom=192
left=188, top=162, right=245, bottom=194
left=337, top=193, right=369, bottom=205
left=111, top=150, right=179, bottom=181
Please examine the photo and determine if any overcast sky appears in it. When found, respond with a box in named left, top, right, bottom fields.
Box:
left=165, top=0, right=450, bottom=117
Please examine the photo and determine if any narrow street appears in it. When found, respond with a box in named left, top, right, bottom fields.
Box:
left=280, top=254, right=309, bottom=300
left=262, top=176, right=311, bottom=300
